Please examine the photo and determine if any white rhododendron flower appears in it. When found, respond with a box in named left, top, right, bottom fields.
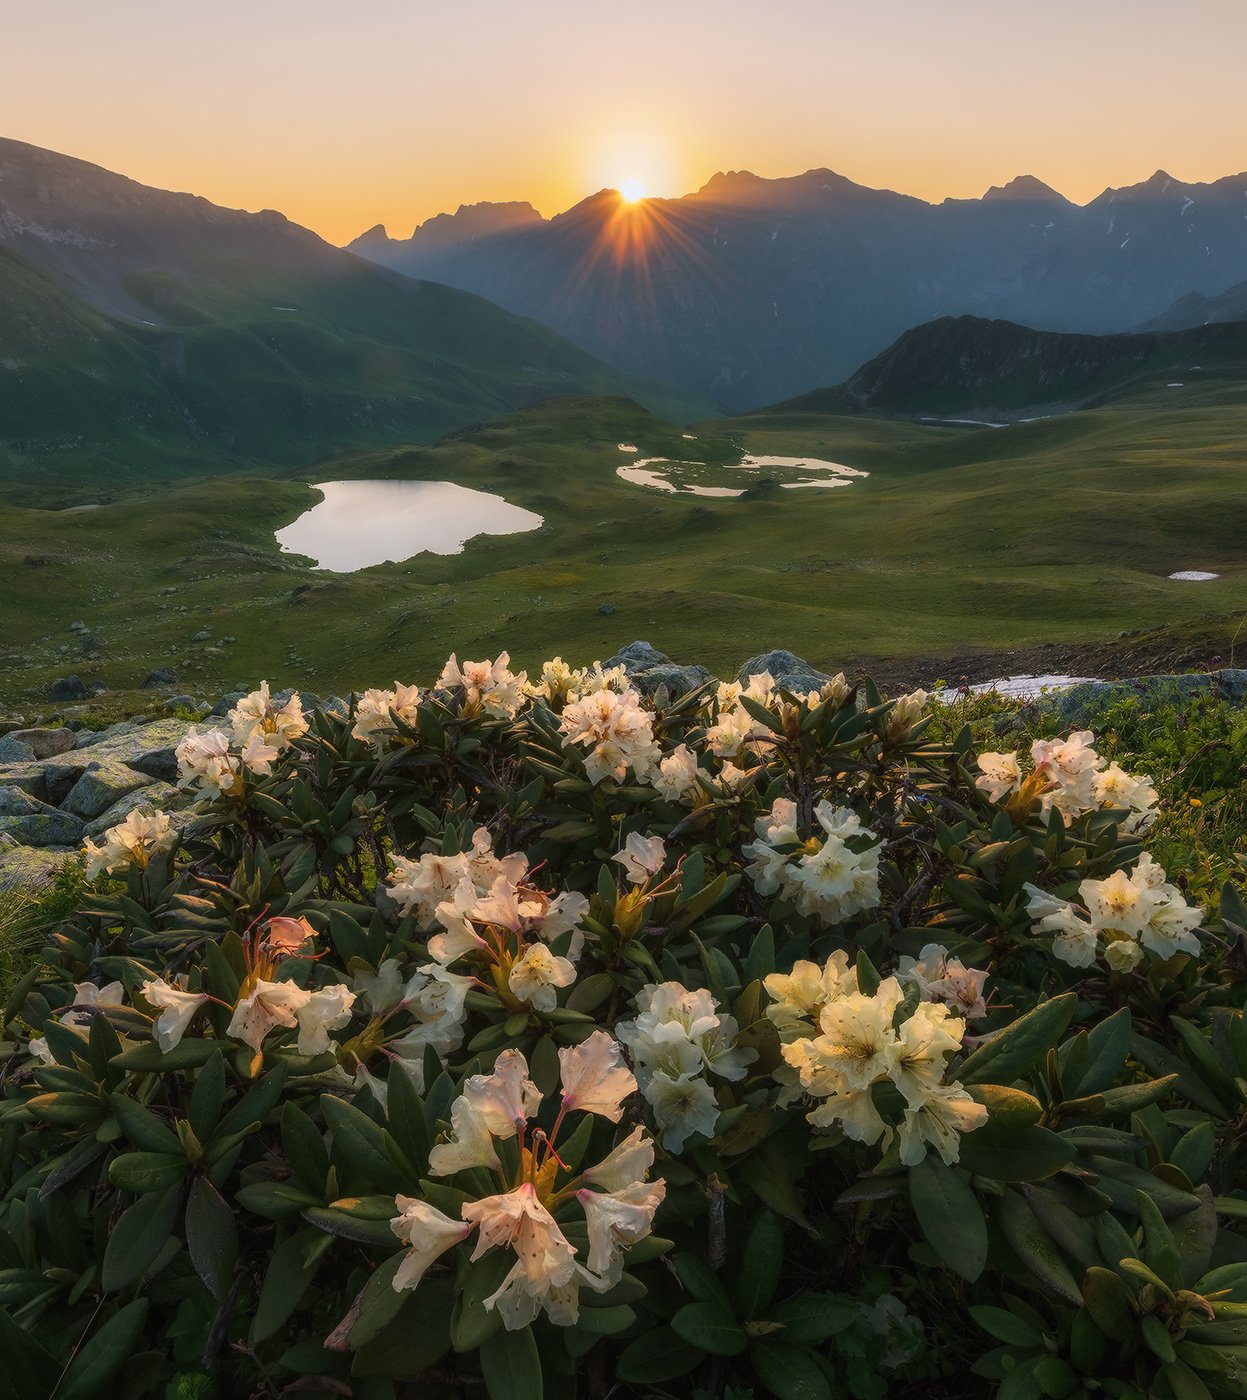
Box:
left=176, top=726, right=240, bottom=795
left=437, top=652, right=527, bottom=718
left=897, top=944, right=990, bottom=1020
left=975, top=751, right=1023, bottom=803
left=83, top=807, right=175, bottom=880
left=558, top=1031, right=638, bottom=1121
left=886, top=689, right=929, bottom=741
left=226, top=979, right=311, bottom=1051
left=351, top=681, right=422, bottom=746
left=744, top=799, right=881, bottom=926
left=774, top=957, right=983, bottom=1165
left=140, top=979, right=209, bottom=1052
left=390, top=1197, right=470, bottom=1291
left=229, top=680, right=307, bottom=753
left=612, top=832, right=666, bottom=884
left=559, top=687, right=660, bottom=785
left=508, top=942, right=576, bottom=1011
left=295, top=984, right=357, bottom=1055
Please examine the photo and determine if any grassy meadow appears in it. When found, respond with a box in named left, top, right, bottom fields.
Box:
left=1, top=379, right=1245, bottom=712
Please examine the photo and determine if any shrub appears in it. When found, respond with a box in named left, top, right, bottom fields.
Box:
left=1, top=657, right=1245, bottom=1399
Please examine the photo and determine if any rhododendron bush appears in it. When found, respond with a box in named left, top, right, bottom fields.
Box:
left=3, top=657, right=1247, bottom=1400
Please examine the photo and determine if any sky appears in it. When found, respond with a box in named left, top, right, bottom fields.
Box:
left=3, top=0, right=1246, bottom=245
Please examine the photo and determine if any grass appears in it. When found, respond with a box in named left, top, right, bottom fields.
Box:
left=0, top=383, right=1245, bottom=713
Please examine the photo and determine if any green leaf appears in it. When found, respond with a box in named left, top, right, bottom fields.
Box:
left=750, top=1338, right=835, bottom=1400
left=451, top=1251, right=512, bottom=1352
left=909, top=1157, right=987, bottom=1281
left=58, top=1299, right=149, bottom=1400
left=102, top=1184, right=183, bottom=1292
left=957, top=1122, right=1075, bottom=1183
left=996, top=1190, right=1082, bottom=1304
left=959, top=994, right=1076, bottom=1087
left=672, top=1299, right=748, bottom=1356
left=615, top=1325, right=704, bottom=1383
left=766, top=1292, right=859, bottom=1344
left=110, top=1093, right=183, bottom=1155
left=252, top=1231, right=318, bottom=1344
left=186, top=1175, right=238, bottom=1300
left=1071, top=1008, right=1133, bottom=1096
left=737, top=1210, right=784, bottom=1318
left=971, top=1306, right=1044, bottom=1347
left=352, top=1279, right=455, bottom=1379
left=188, top=1051, right=227, bottom=1142
left=320, top=1092, right=405, bottom=1192
left=281, top=1100, right=330, bottom=1193
left=479, top=1323, right=544, bottom=1400
left=108, top=1151, right=189, bottom=1194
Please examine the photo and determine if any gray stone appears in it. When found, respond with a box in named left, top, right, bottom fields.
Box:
left=62, top=761, right=154, bottom=820
left=142, top=668, right=179, bottom=688
left=598, top=603, right=616, bottom=615
left=631, top=663, right=714, bottom=698
left=191, top=630, right=211, bottom=643
left=738, top=649, right=829, bottom=692
left=47, top=718, right=193, bottom=797
left=0, top=845, right=79, bottom=892
left=209, top=690, right=247, bottom=717
left=68, top=621, right=85, bottom=632
left=0, top=789, right=85, bottom=847
left=5, top=727, right=76, bottom=759
left=163, top=695, right=196, bottom=711
left=605, top=640, right=670, bottom=673
left=0, top=736, right=36, bottom=763
left=0, top=763, right=49, bottom=802
left=83, top=781, right=180, bottom=838
left=48, top=675, right=89, bottom=701
left=1046, top=668, right=1247, bottom=729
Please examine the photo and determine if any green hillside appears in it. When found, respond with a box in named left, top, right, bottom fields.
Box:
left=773, top=314, right=1247, bottom=418
left=2, top=393, right=1243, bottom=707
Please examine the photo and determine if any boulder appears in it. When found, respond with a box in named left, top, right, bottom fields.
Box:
left=0, top=763, right=49, bottom=802
left=48, top=675, right=89, bottom=701
left=208, top=690, right=247, bottom=717
left=737, top=649, right=829, bottom=692
left=1046, top=668, right=1247, bottom=729
left=605, top=641, right=671, bottom=674
left=4, top=727, right=76, bottom=759
left=45, top=717, right=193, bottom=798
left=631, top=662, right=714, bottom=698
left=0, top=845, right=78, bottom=892
left=0, top=735, right=36, bottom=763
left=142, top=668, right=179, bottom=689
left=163, top=696, right=196, bottom=711
left=62, top=761, right=155, bottom=820
left=83, top=781, right=180, bottom=838
left=0, top=788, right=85, bottom=847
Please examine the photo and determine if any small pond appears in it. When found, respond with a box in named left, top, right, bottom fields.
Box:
left=617, top=452, right=868, bottom=497
left=275, top=480, right=543, bottom=573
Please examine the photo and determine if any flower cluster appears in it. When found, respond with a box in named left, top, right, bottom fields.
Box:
left=436, top=651, right=527, bottom=718
left=82, top=807, right=175, bottom=880
left=351, top=681, right=422, bottom=747
left=388, top=830, right=588, bottom=1013
left=897, top=943, right=990, bottom=1021
left=559, top=685, right=661, bottom=785
left=524, top=656, right=628, bottom=706
left=175, top=682, right=307, bottom=795
left=390, top=1035, right=664, bottom=1329
left=977, top=730, right=1158, bottom=832
left=617, top=982, right=756, bottom=1151
left=1025, top=853, right=1203, bottom=970
left=744, top=798, right=882, bottom=926
left=767, top=954, right=986, bottom=1165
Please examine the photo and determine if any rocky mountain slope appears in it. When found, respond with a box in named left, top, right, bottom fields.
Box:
left=352, top=167, right=1247, bottom=410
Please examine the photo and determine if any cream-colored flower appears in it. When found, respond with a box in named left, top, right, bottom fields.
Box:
left=140, top=979, right=208, bottom=1052
left=508, top=942, right=576, bottom=1011
left=390, top=1196, right=470, bottom=1291
left=175, top=726, right=239, bottom=795
left=578, top=1178, right=666, bottom=1282
left=612, top=832, right=666, bottom=885
left=295, top=984, right=356, bottom=1055
left=559, top=687, right=660, bottom=785
left=462, top=1049, right=542, bottom=1139
left=651, top=744, right=702, bottom=804
left=428, top=1095, right=501, bottom=1175
left=1080, top=868, right=1151, bottom=938
left=975, top=751, right=1022, bottom=804
left=897, top=1082, right=987, bottom=1165
left=226, top=978, right=311, bottom=1051
left=437, top=652, right=527, bottom=718
left=643, top=1068, right=720, bottom=1152
left=83, top=808, right=175, bottom=879
left=583, top=1126, right=656, bottom=1192
left=886, top=689, right=928, bottom=741
left=229, top=680, right=307, bottom=752
left=558, top=1031, right=637, bottom=1121
left=463, top=1183, right=578, bottom=1285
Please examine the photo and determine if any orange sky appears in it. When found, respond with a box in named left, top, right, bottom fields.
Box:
left=4, top=0, right=1246, bottom=245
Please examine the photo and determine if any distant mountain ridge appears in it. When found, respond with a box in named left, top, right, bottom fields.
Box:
left=770, top=314, right=1247, bottom=419
left=0, top=137, right=711, bottom=499
left=352, top=165, right=1247, bottom=410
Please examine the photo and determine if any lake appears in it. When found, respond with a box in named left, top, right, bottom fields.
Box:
left=617, top=452, right=868, bottom=497
left=275, top=480, right=543, bottom=572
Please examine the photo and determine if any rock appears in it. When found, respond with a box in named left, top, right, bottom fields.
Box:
left=163, top=695, right=196, bottom=711
left=1046, top=668, right=1247, bottom=729
left=598, top=603, right=616, bottom=615
left=48, top=675, right=89, bottom=701
left=605, top=641, right=671, bottom=673
left=46, top=718, right=194, bottom=797
left=0, top=763, right=49, bottom=802
left=142, top=668, right=179, bottom=689
left=79, top=635, right=103, bottom=653
left=84, top=781, right=180, bottom=838
left=737, top=649, right=829, bottom=692
left=0, top=736, right=36, bottom=763
left=68, top=621, right=85, bottom=632
left=272, top=689, right=321, bottom=712
left=0, top=788, right=85, bottom=847
left=191, top=630, right=211, bottom=643
left=0, top=845, right=78, bottom=893
left=4, top=727, right=76, bottom=759
left=62, top=761, right=155, bottom=820
left=208, top=690, right=247, bottom=717
left=632, top=663, right=714, bottom=697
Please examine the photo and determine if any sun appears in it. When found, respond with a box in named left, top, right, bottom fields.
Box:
left=619, top=177, right=647, bottom=204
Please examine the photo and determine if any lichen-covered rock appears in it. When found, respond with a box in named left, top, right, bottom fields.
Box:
left=62, top=761, right=155, bottom=820
left=605, top=640, right=672, bottom=674
left=0, top=735, right=36, bottom=763
left=1047, top=668, right=1247, bottom=729
left=5, top=727, right=77, bottom=759
left=83, top=781, right=180, bottom=838
left=632, top=663, right=714, bottom=697
left=737, top=649, right=829, bottom=692
left=142, top=668, right=179, bottom=689
left=0, top=763, right=49, bottom=802
left=49, top=718, right=193, bottom=793
left=0, top=844, right=77, bottom=892
left=208, top=690, right=248, bottom=717
left=0, top=788, right=85, bottom=846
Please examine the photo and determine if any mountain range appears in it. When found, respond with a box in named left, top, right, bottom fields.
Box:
left=0, top=138, right=709, bottom=498
left=352, top=167, right=1247, bottom=410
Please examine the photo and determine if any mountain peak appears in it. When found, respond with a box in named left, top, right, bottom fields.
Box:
left=982, top=174, right=1067, bottom=203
